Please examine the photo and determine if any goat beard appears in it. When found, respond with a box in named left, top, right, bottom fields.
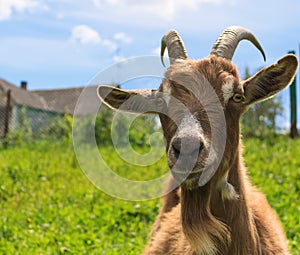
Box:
left=180, top=185, right=231, bottom=255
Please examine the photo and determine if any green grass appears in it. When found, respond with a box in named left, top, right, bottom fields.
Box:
left=244, top=137, right=300, bottom=252
left=0, top=137, right=299, bottom=254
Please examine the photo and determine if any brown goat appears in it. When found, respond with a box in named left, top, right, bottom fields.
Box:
left=97, top=26, right=298, bottom=255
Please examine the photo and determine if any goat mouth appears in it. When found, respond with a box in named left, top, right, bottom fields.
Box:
left=170, top=167, right=204, bottom=184
left=171, top=168, right=203, bottom=175
left=171, top=160, right=218, bottom=188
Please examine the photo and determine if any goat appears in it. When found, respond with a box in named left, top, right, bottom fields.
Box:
left=97, top=26, right=298, bottom=255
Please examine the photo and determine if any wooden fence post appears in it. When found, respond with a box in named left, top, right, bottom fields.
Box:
left=4, top=90, right=11, bottom=138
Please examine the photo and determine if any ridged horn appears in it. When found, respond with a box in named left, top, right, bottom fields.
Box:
left=210, top=26, right=266, bottom=61
left=161, top=30, right=188, bottom=67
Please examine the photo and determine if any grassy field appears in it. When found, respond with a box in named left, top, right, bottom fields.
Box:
left=0, top=137, right=299, bottom=254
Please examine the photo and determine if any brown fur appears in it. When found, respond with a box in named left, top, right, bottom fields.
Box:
left=142, top=56, right=290, bottom=255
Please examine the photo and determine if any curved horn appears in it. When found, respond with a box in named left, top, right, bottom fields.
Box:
left=210, top=26, right=266, bottom=61
left=161, top=30, right=188, bottom=67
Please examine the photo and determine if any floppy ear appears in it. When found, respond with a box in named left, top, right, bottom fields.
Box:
left=97, top=85, right=163, bottom=114
left=243, top=54, right=298, bottom=106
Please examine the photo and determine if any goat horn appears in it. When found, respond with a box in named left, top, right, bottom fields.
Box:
left=161, top=30, right=188, bottom=67
left=210, top=26, right=266, bottom=61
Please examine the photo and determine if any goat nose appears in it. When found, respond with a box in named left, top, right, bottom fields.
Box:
left=171, top=136, right=204, bottom=159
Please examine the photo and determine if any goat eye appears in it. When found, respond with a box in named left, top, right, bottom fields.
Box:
left=232, top=94, right=244, bottom=103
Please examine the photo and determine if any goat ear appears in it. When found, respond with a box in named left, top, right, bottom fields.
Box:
left=97, top=85, right=161, bottom=113
left=243, top=54, right=298, bottom=106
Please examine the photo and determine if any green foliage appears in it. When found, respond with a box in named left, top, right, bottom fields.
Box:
left=0, top=137, right=299, bottom=254
left=126, top=114, right=160, bottom=148
left=2, top=107, right=33, bottom=147
left=2, top=114, right=73, bottom=147
left=94, top=108, right=160, bottom=148
left=242, top=97, right=284, bottom=138
left=95, top=108, right=114, bottom=145
left=3, top=103, right=159, bottom=150
left=42, top=114, right=73, bottom=140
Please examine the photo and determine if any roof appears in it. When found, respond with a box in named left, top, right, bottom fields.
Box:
left=0, top=79, right=102, bottom=116
left=0, top=79, right=48, bottom=110
left=33, top=86, right=100, bottom=115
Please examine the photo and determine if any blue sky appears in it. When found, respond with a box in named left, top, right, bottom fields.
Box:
left=0, top=0, right=300, bottom=128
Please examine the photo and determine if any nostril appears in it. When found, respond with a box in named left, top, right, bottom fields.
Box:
left=171, top=136, right=205, bottom=159
left=198, top=141, right=204, bottom=154
left=189, top=140, right=204, bottom=159
left=172, top=144, right=180, bottom=159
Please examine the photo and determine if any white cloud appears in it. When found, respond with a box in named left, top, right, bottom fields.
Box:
left=70, top=25, right=117, bottom=50
left=113, top=32, right=132, bottom=44
left=71, top=25, right=101, bottom=44
left=0, top=0, right=48, bottom=21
